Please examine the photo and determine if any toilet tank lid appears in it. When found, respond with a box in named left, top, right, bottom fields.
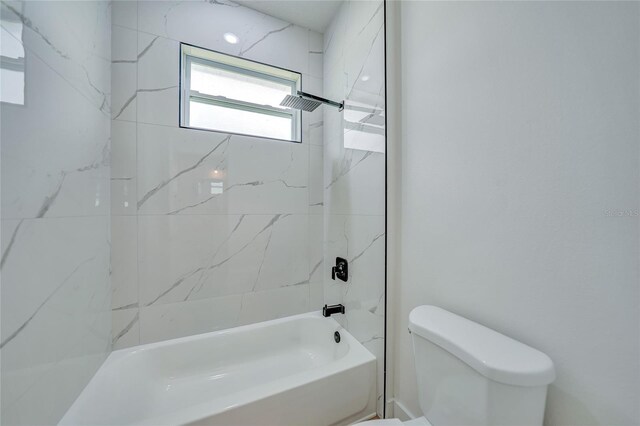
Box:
left=409, top=306, right=555, bottom=387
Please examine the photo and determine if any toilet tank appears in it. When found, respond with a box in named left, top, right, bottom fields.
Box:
left=409, top=306, right=555, bottom=426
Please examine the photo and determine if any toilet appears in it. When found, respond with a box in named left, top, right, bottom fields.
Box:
left=362, top=305, right=555, bottom=426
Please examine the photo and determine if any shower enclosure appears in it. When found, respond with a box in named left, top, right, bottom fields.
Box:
left=0, top=0, right=386, bottom=423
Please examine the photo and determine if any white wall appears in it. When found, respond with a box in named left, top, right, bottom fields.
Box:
left=110, top=0, right=325, bottom=348
left=1, top=1, right=112, bottom=424
left=393, top=2, right=639, bottom=425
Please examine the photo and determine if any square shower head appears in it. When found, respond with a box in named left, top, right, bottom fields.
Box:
left=280, top=94, right=322, bottom=112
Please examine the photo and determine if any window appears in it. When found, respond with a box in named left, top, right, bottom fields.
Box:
left=180, top=44, right=301, bottom=142
left=1, top=4, right=25, bottom=106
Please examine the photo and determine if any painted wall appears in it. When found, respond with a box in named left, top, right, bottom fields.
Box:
left=110, top=0, right=325, bottom=348
left=0, top=1, right=112, bottom=424
left=392, top=2, right=639, bottom=425
left=322, top=0, right=386, bottom=416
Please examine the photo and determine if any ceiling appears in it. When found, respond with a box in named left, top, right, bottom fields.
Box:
left=234, top=0, right=342, bottom=33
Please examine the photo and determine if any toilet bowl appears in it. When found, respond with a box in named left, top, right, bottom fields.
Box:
left=363, top=306, right=555, bottom=426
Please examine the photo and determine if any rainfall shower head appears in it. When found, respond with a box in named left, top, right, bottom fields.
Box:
left=280, top=91, right=344, bottom=112
left=281, top=94, right=322, bottom=112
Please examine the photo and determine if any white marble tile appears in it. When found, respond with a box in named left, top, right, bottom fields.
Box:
left=2, top=350, right=109, bottom=425
left=111, top=216, right=138, bottom=310
left=302, top=75, right=324, bottom=146
left=1, top=217, right=111, bottom=423
left=251, top=214, right=309, bottom=292
left=343, top=304, right=384, bottom=349
left=111, top=25, right=137, bottom=122
left=138, top=0, right=309, bottom=75
left=0, top=217, right=111, bottom=356
left=361, top=330, right=385, bottom=414
left=137, top=123, right=309, bottom=215
left=1, top=44, right=110, bottom=220
left=138, top=213, right=310, bottom=306
left=112, top=308, right=140, bottom=350
left=324, top=146, right=385, bottom=216
left=343, top=28, right=385, bottom=153
left=324, top=99, right=384, bottom=215
left=136, top=123, right=231, bottom=215
left=136, top=33, right=179, bottom=127
left=225, top=137, right=309, bottom=215
left=323, top=278, right=344, bottom=305
left=139, top=294, right=243, bottom=344
left=308, top=29, right=324, bottom=79
left=111, top=120, right=137, bottom=216
left=112, top=0, right=138, bottom=30
left=308, top=215, right=325, bottom=309
left=309, top=282, right=325, bottom=313
left=111, top=22, right=137, bottom=71
left=343, top=1, right=383, bottom=53
left=342, top=3, right=385, bottom=156
left=323, top=62, right=348, bottom=107
left=111, top=177, right=137, bottom=217
left=309, top=145, right=324, bottom=214
left=325, top=214, right=385, bottom=313
left=138, top=214, right=241, bottom=306
left=323, top=1, right=349, bottom=71
left=309, top=118, right=324, bottom=147
left=308, top=215, right=324, bottom=281
left=344, top=25, right=384, bottom=106
left=1, top=2, right=112, bottom=423
left=3, top=1, right=111, bottom=115
left=238, top=285, right=310, bottom=326
left=199, top=214, right=308, bottom=296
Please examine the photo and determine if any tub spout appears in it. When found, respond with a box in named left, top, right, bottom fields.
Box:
left=323, top=304, right=345, bottom=317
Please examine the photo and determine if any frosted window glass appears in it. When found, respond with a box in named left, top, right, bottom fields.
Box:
left=1, top=18, right=25, bottom=105
left=189, top=100, right=293, bottom=141
left=1, top=68, right=24, bottom=105
left=191, top=62, right=291, bottom=110
left=1, top=21, right=24, bottom=59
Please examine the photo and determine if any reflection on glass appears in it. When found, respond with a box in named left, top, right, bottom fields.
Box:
left=1, top=3, right=25, bottom=105
left=344, top=100, right=385, bottom=153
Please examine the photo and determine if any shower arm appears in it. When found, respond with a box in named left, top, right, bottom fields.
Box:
left=297, top=91, right=344, bottom=111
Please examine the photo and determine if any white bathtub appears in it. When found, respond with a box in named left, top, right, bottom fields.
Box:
left=60, top=312, right=377, bottom=425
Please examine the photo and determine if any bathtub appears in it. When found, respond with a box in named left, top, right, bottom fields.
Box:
left=60, top=312, right=377, bottom=425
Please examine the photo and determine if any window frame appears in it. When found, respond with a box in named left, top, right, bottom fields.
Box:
left=179, top=43, right=302, bottom=143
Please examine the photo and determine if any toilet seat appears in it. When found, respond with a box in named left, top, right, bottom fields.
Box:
left=358, top=416, right=432, bottom=426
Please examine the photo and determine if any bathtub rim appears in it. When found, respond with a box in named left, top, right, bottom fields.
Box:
left=60, top=310, right=376, bottom=426
left=111, top=310, right=354, bottom=358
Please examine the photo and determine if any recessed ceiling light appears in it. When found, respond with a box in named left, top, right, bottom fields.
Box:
left=224, top=32, right=239, bottom=44
left=361, top=75, right=370, bottom=82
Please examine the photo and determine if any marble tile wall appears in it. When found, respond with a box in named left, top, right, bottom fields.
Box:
left=0, top=1, right=112, bottom=424
left=322, top=0, right=386, bottom=416
left=111, top=0, right=325, bottom=349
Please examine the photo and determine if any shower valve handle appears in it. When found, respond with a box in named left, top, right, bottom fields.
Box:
left=331, top=257, right=348, bottom=282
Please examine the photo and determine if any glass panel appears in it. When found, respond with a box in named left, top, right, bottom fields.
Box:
left=190, top=61, right=292, bottom=110
left=189, top=100, right=293, bottom=141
